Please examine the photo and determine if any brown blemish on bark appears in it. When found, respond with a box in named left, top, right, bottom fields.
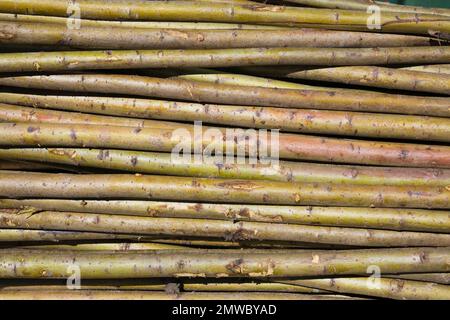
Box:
left=394, top=279, right=405, bottom=292
left=192, top=203, right=203, bottom=212
left=399, top=150, right=410, bottom=160
left=225, top=223, right=257, bottom=242
left=225, top=258, right=245, bottom=274
left=238, top=208, right=251, bottom=219
left=97, top=150, right=105, bottom=160
left=0, top=31, right=14, bottom=40
left=27, top=126, right=39, bottom=133
left=242, top=4, right=285, bottom=12
left=419, top=251, right=428, bottom=263
left=196, top=34, right=205, bottom=42
left=176, top=260, right=186, bottom=269
left=70, top=129, right=77, bottom=140
left=217, top=181, right=262, bottom=191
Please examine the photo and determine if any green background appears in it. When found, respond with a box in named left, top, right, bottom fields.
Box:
left=390, top=0, right=450, bottom=8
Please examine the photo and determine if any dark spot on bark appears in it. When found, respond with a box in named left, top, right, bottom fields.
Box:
left=193, top=203, right=203, bottom=212
left=399, top=150, right=409, bottom=160
left=289, top=111, right=296, bottom=120
left=225, top=222, right=256, bottom=242
left=191, top=180, right=201, bottom=188
left=176, top=260, right=186, bottom=269
left=286, top=169, right=294, bottom=182
left=70, top=129, right=77, bottom=140
left=97, top=150, right=105, bottom=160
left=419, top=251, right=428, bottom=263
left=345, top=114, right=353, bottom=126
left=432, top=169, right=443, bottom=177
left=239, top=208, right=251, bottom=218
left=225, top=258, right=244, bottom=274
left=376, top=193, right=384, bottom=204
left=395, top=280, right=405, bottom=292
left=27, top=126, right=39, bottom=133
left=217, top=181, right=260, bottom=191
left=330, top=278, right=336, bottom=287
left=165, top=283, right=180, bottom=295
left=133, top=127, right=142, bottom=134
left=131, top=156, right=138, bottom=166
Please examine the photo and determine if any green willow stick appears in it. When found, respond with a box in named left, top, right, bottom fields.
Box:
left=392, top=273, right=450, bottom=285
left=280, top=277, right=450, bottom=300
left=0, top=103, right=194, bottom=130
left=182, top=282, right=326, bottom=293
left=285, top=0, right=450, bottom=17
left=2, top=199, right=449, bottom=232
left=149, top=239, right=322, bottom=248
left=280, top=66, right=450, bottom=95
left=0, top=228, right=137, bottom=242
left=0, top=74, right=447, bottom=117
left=17, top=243, right=188, bottom=251
left=0, top=290, right=349, bottom=300
left=0, top=172, right=449, bottom=208
left=0, top=159, right=111, bottom=174
left=2, top=122, right=450, bottom=168
left=141, top=239, right=342, bottom=249
left=2, top=0, right=450, bottom=35
left=0, top=47, right=449, bottom=72
left=0, top=282, right=167, bottom=292
left=1, top=209, right=450, bottom=247
left=402, top=64, right=450, bottom=75
left=0, top=21, right=436, bottom=49
left=1, top=247, right=448, bottom=278
left=0, top=13, right=288, bottom=30
left=0, top=229, right=320, bottom=249
left=0, top=279, right=325, bottom=294
left=0, top=159, right=82, bottom=172
left=176, top=72, right=334, bottom=90
left=271, top=273, right=450, bottom=285
left=0, top=231, right=334, bottom=250
left=2, top=148, right=450, bottom=187
left=5, top=95, right=450, bottom=142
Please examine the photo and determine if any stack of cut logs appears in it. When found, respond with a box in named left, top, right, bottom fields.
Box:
left=0, top=0, right=449, bottom=300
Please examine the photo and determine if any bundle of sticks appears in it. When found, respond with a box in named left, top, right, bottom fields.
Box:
left=0, top=0, right=449, bottom=300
